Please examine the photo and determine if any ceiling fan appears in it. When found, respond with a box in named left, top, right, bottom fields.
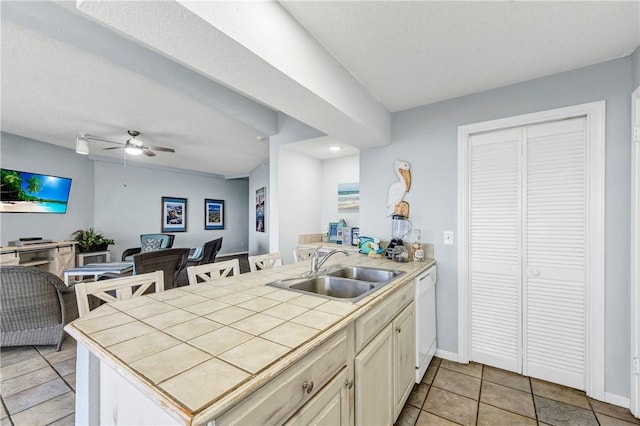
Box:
left=76, top=130, right=175, bottom=157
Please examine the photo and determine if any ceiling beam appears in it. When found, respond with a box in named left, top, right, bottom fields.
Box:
left=74, top=0, right=390, bottom=149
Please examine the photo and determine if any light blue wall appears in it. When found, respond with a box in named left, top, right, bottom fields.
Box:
left=0, top=133, right=249, bottom=258
left=360, top=57, right=633, bottom=397
left=0, top=133, right=94, bottom=244
left=632, top=46, right=639, bottom=90
left=93, top=161, right=249, bottom=259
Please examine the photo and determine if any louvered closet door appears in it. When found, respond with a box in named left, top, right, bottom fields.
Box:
left=524, top=117, right=586, bottom=389
left=469, top=128, right=522, bottom=373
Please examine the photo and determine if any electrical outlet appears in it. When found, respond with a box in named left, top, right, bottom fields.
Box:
left=444, top=231, right=454, bottom=245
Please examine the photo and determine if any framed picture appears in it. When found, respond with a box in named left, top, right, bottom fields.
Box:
left=328, top=222, right=339, bottom=242
left=204, top=199, right=224, bottom=230
left=161, top=196, right=187, bottom=232
left=256, top=187, right=266, bottom=232
left=338, top=182, right=359, bottom=211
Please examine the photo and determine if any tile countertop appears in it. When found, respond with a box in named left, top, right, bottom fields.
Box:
left=65, top=253, right=435, bottom=425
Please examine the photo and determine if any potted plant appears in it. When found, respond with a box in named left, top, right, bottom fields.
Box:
left=72, top=228, right=115, bottom=253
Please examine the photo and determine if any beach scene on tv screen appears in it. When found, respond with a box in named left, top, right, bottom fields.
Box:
left=0, top=169, right=72, bottom=213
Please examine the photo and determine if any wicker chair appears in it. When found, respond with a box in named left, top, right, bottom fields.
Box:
left=0, top=266, right=79, bottom=351
left=133, top=248, right=189, bottom=290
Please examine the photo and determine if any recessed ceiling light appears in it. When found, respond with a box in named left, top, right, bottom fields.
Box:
left=329, top=146, right=341, bottom=151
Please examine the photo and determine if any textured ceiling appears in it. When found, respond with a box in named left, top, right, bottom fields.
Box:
left=282, top=1, right=640, bottom=112
left=1, top=1, right=638, bottom=177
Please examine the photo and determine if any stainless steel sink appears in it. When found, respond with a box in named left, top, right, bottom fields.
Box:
left=266, top=266, right=404, bottom=303
left=326, top=266, right=402, bottom=282
left=290, top=276, right=374, bottom=299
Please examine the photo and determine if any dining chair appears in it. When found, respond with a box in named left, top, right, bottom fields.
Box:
left=248, top=252, right=284, bottom=272
left=187, top=259, right=240, bottom=285
left=121, top=233, right=176, bottom=261
left=293, top=247, right=317, bottom=263
left=133, top=248, right=190, bottom=290
left=75, top=270, right=164, bottom=317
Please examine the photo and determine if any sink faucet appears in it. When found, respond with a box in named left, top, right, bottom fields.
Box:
left=310, top=248, right=350, bottom=274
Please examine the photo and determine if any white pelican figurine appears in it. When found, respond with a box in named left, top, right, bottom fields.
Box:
left=386, top=160, right=411, bottom=216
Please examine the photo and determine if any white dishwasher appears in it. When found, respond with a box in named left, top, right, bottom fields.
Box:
left=415, top=265, right=437, bottom=383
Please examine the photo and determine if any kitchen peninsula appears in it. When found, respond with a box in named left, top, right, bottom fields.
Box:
left=65, top=254, right=435, bottom=425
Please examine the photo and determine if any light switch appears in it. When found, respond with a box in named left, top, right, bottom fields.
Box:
left=444, top=231, right=454, bottom=245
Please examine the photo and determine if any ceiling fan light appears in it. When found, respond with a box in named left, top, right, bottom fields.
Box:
left=125, top=146, right=143, bottom=156
left=76, top=135, right=89, bottom=155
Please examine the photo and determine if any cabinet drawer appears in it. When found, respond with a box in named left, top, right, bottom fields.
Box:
left=216, top=328, right=348, bottom=425
left=355, top=281, right=414, bottom=352
left=0, top=252, right=19, bottom=266
left=57, top=245, right=75, bottom=254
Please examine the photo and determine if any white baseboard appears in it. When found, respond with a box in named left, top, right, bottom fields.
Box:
left=218, top=251, right=249, bottom=257
left=435, top=349, right=458, bottom=362
left=604, top=392, right=630, bottom=409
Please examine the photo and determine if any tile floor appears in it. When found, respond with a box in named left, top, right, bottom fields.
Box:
left=2, top=339, right=639, bottom=426
left=396, top=357, right=640, bottom=426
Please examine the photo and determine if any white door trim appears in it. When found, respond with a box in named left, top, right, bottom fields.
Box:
left=457, top=101, right=605, bottom=400
left=631, top=87, right=640, bottom=417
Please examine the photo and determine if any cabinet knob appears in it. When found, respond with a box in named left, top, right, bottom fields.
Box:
left=395, top=326, right=402, bottom=333
left=302, top=380, right=314, bottom=394
left=345, top=379, right=354, bottom=389
left=532, top=269, right=540, bottom=277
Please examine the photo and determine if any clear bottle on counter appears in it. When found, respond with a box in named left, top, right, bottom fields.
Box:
left=413, top=229, right=424, bottom=262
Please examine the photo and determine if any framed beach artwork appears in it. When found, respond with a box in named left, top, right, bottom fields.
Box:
left=338, top=182, right=359, bottom=211
left=328, top=222, right=339, bottom=242
left=256, top=187, right=266, bottom=232
left=161, top=196, right=187, bottom=232
left=204, top=199, right=224, bottom=230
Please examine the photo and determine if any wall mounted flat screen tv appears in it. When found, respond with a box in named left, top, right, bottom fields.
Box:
left=1, top=169, right=72, bottom=213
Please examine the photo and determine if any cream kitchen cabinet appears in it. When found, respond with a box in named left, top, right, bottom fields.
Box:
left=285, top=367, right=350, bottom=426
left=354, top=281, right=415, bottom=425
left=393, top=302, right=415, bottom=419
left=216, top=328, right=350, bottom=425
left=354, top=323, right=393, bottom=425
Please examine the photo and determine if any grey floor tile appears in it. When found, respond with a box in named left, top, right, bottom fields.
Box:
left=480, top=380, right=536, bottom=419
left=477, top=402, right=537, bottom=426
left=416, top=409, right=465, bottom=425
left=422, top=362, right=438, bottom=385
left=1, top=356, right=49, bottom=382
left=423, top=386, right=478, bottom=426
left=531, top=378, right=590, bottom=409
left=3, top=379, right=70, bottom=415
left=595, top=412, right=640, bottom=426
left=1, top=367, right=58, bottom=397
left=439, top=359, right=483, bottom=378
left=590, top=398, right=640, bottom=424
left=433, top=367, right=481, bottom=400
left=535, top=395, right=598, bottom=426
left=47, top=413, right=75, bottom=426
left=52, top=358, right=76, bottom=377
left=0, top=347, right=40, bottom=368
left=395, top=403, right=420, bottom=426
left=406, top=383, right=430, bottom=409
left=482, top=365, right=531, bottom=393
left=10, top=392, right=74, bottom=426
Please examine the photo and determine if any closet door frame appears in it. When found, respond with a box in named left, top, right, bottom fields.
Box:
left=631, top=88, right=640, bottom=417
left=457, top=101, right=605, bottom=400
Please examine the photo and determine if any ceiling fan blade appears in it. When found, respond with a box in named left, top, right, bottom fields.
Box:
left=143, top=149, right=156, bottom=157
left=144, top=145, right=175, bottom=153
left=103, top=146, right=124, bottom=150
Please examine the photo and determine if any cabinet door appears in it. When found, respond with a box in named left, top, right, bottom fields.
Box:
left=393, top=302, right=415, bottom=420
left=0, top=252, right=19, bottom=266
left=285, top=367, right=349, bottom=426
left=53, top=245, right=75, bottom=278
left=354, top=323, right=393, bottom=426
